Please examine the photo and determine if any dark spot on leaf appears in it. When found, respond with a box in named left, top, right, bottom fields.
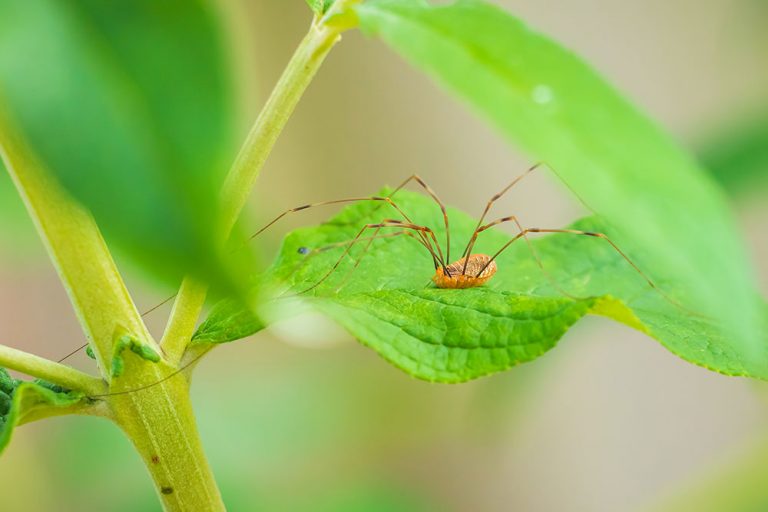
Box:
left=161, top=486, right=174, bottom=495
left=297, top=247, right=310, bottom=255
left=151, top=455, right=160, bottom=464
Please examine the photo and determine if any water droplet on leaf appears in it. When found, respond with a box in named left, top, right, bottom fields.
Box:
left=532, top=85, right=554, bottom=105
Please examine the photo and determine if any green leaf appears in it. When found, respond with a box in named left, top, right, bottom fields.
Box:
left=0, top=0, right=235, bottom=283
left=0, top=368, right=89, bottom=456
left=353, top=0, right=763, bottom=373
left=196, top=190, right=767, bottom=382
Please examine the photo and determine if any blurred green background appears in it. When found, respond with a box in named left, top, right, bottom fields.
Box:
left=1, top=0, right=767, bottom=510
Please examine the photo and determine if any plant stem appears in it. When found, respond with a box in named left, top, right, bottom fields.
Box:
left=0, top=344, right=105, bottom=395
left=219, top=6, right=352, bottom=234
left=160, top=278, right=208, bottom=366
left=162, top=5, right=355, bottom=362
left=0, top=107, right=157, bottom=379
left=110, top=374, right=224, bottom=511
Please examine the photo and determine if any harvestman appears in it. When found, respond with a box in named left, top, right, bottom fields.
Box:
left=57, top=163, right=674, bottom=397
left=258, top=163, right=662, bottom=298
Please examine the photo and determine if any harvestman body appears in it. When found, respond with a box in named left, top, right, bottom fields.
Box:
left=433, top=255, right=497, bottom=289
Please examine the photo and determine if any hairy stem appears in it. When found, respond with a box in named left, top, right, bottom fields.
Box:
left=0, top=344, right=105, bottom=395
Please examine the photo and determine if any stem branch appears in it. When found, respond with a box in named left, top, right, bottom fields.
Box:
left=160, top=279, right=208, bottom=365
left=0, top=343, right=105, bottom=396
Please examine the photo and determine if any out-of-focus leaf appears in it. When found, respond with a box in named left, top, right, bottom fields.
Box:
left=353, top=0, right=763, bottom=371
left=698, top=112, right=768, bottom=195
left=0, top=0, right=235, bottom=283
left=0, top=368, right=89, bottom=456
left=195, top=190, right=767, bottom=382
left=0, top=160, right=37, bottom=255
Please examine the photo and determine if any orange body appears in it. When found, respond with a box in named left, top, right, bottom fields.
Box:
left=432, top=254, right=497, bottom=289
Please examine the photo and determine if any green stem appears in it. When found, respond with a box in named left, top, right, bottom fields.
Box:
left=0, top=344, right=105, bottom=395
left=162, top=4, right=355, bottom=362
left=219, top=5, right=352, bottom=234
left=0, top=106, right=157, bottom=379
left=160, top=278, right=208, bottom=366
left=110, top=374, right=224, bottom=511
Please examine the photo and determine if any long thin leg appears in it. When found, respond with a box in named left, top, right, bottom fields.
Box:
left=298, top=231, right=412, bottom=258
left=87, top=347, right=211, bottom=399
left=462, top=215, right=578, bottom=299
left=333, top=230, right=428, bottom=292
left=386, top=175, right=452, bottom=264
left=251, top=196, right=414, bottom=240
left=333, top=225, right=383, bottom=292
left=57, top=343, right=89, bottom=363
left=460, top=162, right=542, bottom=259
left=308, top=231, right=437, bottom=266
left=290, top=230, right=424, bottom=277
left=57, top=294, right=177, bottom=363
left=381, top=220, right=447, bottom=272
left=477, top=226, right=689, bottom=311
left=250, top=194, right=438, bottom=266
left=462, top=214, right=529, bottom=273
left=291, top=221, right=446, bottom=296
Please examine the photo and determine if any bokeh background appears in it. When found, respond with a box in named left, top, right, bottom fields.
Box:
left=1, top=0, right=767, bottom=510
